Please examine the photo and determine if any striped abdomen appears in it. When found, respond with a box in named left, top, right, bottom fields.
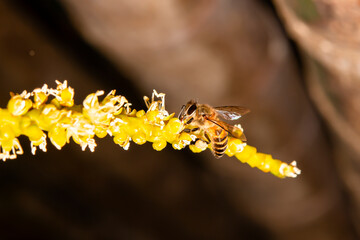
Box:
left=210, top=127, right=228, bottom=158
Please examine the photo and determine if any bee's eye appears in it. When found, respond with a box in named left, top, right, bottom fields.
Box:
left=187, top=104, right=197, bottom=115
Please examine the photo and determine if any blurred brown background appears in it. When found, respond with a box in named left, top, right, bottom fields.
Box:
left=0, top=0, right=359, bottom=239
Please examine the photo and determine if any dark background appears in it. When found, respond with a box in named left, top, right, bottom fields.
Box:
left=0, top=0, right=359, bottom=239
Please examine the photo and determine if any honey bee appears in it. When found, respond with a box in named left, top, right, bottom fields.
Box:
left=178, top=100, right=250, bottom=158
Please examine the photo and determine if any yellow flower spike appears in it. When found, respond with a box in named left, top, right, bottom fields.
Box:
left=0, top=82, right=300, bottom=178
left=7, top=95, right=33, bottom=116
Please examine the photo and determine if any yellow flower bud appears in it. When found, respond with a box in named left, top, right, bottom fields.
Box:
left=24, top=124, right=43, bottom=142
left=59, top=87, right=74, bottom=107
left=1, top=139, right=14, bottom=152
left=165, top=118, right=182, bottom=134
left=146, top=110, right=159, bottom=122
left=50, top=98, right=61, bottom=109
left=235, top=145, right=257, bottom=163
left=95, top=126, right=107, bottom=138
left=178, top=132, right=192, bottom=142
left=113, top=131, right=128, bottom=144
left=136, top=110, right=145, bottom=118
left=153, top=140, right=167, bottom=151
left=226, top=138, right=244, bottom=156
left=0, top=125, right=16, bottom=152
left=270, top=159, right=282, bottom=175
left=7, top=95, right=32, bottom=116
left=48, top=126, right=67, bottom=149
left=133, top=133, right=146, bottom=145
left=172, top=141, right=185, bottom=150
left=33, top=91, right=48, bottom=109
left=0, top=125, right=15, bottom=141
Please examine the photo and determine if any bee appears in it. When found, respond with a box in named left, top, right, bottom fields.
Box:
left=178, top=100, right=250, bottom=158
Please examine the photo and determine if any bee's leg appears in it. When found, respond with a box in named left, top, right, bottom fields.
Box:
left=181, top=128, right=191, bottom=133
left=204, top=132, right=211, bottom=145
left=190, top=127, right=200, bottom=133
left=181, top=127, right=200, bottom=134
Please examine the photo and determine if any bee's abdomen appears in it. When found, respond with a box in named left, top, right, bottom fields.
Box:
left=212, top=128, right=228, bottom=158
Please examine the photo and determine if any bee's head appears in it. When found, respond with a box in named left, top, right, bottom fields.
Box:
left=178, top=100, right=197, bottom=124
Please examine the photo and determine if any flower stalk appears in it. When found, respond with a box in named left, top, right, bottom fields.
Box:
left=0, top=81, right=300, bottom=178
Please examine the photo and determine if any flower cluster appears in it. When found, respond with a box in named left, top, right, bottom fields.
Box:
left=0, top=81, right=300, bottom=178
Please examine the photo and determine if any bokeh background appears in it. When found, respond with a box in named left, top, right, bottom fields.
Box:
left=0, top=0, right=359, bottom=239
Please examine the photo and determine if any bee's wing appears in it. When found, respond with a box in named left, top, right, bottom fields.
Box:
left=214, top=106, right=250, bottom=120
left=207, top=119, right=247, bottom=142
